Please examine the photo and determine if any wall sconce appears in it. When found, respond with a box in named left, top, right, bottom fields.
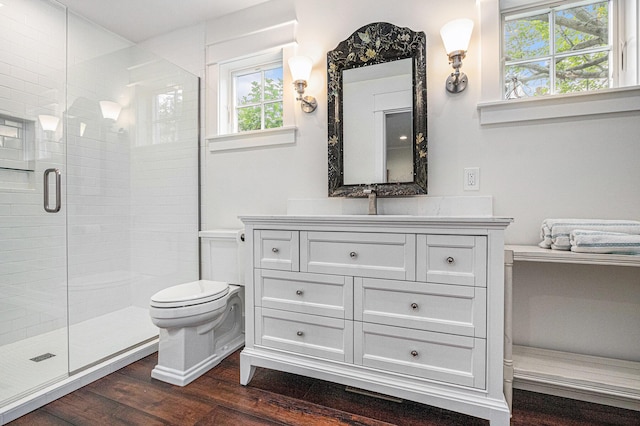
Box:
left=440, top=18, right=474, bottom=93
left=38, top=114, right=60, bottom=131
left=99, top=100, right=122, bottom=120
left=287, top=56, right=317, bottom=113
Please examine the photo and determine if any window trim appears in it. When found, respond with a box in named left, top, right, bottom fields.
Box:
left=478, top=84, right=640, bottom=124
left=218, top=51, right=284, bottom=136
left=206, top=44, right=298, bottom=151
left=207, top=125, right=296, bottom=152
left=477, top=0, right=640, bottom=125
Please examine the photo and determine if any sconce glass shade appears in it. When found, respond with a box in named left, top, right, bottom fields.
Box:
left=99, top=100, right=122, bottom=120
left=288, top=56, right=313, bottom=82
left=287, top=55, right=317, bottom=113
left=440, top=18, right=474, bottom=55
left=38, top=114, right=59, bottom=131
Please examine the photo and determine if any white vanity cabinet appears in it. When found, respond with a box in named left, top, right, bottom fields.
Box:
left=240, top=215, right=512, bottom=425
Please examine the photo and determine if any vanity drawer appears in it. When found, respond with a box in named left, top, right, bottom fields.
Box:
left=255, top=269, right=353, bottom=319
left=300, top=231, right=416, bottom=280
left=354, top=322, right=486, bottom=389
left=416, top=235, right=487, bottom=286
left=256, top=307, right=353, bottom=362
left=254, top=230, right=299, bottom=271
left=354, top=278, right=486, bottom=338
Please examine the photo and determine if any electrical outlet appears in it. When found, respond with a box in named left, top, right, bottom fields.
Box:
left=464, top=167, right=479, bottom=191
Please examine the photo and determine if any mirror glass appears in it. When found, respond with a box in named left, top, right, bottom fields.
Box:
left=343, top=58, right=413, bottom=185
left=328, top=22, right=427, bottom=197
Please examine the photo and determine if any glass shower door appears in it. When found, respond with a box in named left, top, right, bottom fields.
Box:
left=65, top=14, right=200, bottom=372
left=0, top=0, right=69, bottom=407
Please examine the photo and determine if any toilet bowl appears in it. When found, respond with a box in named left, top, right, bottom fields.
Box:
left=149, top=230, right=245, bottom=386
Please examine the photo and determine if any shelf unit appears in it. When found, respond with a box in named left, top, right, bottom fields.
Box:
left=504, top=245, right=640, bottom=412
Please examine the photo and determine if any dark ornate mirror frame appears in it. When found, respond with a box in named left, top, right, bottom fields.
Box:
left=327, top=22, right=427, bottom=197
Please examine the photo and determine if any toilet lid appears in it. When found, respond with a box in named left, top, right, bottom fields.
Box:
left=150, top=280, right=229, bottom=308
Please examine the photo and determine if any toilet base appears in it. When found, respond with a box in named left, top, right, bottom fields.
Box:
left=151, top=333, right=244, bottom=386
left=151, top=286, right=245, bottom=386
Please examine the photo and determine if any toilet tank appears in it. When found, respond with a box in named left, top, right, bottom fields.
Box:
left=199, top=229, right=245, bottom=285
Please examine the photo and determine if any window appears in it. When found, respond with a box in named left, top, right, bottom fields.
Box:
left=233, top=62, right=283, bottom=132
left=503, top=0, right=612, bottom=98
left=218, top=52, right=284, bottom=134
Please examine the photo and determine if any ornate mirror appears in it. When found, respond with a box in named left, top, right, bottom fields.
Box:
left=328, top=22, right=427, bottom=197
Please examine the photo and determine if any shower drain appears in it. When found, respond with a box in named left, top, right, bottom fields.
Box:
left=30, top=353, right=56, bottom=362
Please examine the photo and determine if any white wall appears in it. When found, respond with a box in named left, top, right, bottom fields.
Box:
left=143, top=0, right=640, bottom=362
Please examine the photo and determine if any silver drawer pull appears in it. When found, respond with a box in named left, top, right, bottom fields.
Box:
left=411, top=303, right=418, bottom=310
left=296, top=331, right=304, bottom=336
left=272, top=247, right=279, bottom=253
left=296, top=290, right=304, bottom=296
left=349, top=251, right=357, bottom=258
left=446, top=256, right=455, bottom=264
left=410, top=350, right=418, bottom=357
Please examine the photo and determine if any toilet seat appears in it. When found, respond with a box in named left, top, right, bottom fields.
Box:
left=150, top=280, right=229, bottom=308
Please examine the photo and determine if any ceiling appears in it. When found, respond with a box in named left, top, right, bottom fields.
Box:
left=56, top=0, right=271, bottom=43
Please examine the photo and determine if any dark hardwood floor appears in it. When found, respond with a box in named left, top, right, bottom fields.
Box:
left=9, top=349, right=639, bottom=425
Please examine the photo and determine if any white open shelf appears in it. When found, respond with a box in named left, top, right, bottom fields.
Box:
left=506, top=245, right=640, bottom=412
left=513, top=345, right=640, bottom=411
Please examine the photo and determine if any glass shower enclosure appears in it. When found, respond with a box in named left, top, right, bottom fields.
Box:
left=0, top=0, right=199, bottom=411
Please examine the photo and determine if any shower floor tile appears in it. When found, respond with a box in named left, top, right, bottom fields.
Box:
left=0, top=306, right=157, bottom=408
left=69, top=306, right=157, bottom=372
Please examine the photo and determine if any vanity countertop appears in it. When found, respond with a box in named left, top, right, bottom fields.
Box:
left=239, top=214, right=513, bottom=230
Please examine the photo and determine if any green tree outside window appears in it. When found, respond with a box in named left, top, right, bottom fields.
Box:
left=235, top=66, right=283, bottom=132
left=504, top=1, right=610, bottom=98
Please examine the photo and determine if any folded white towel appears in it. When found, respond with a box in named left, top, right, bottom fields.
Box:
left=539, top=219, right=640, bottom=250
left=570, top=230, right=640, bottom=254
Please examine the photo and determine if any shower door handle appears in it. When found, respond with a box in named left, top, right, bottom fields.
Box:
left=43, top=168, right=61, bottom=213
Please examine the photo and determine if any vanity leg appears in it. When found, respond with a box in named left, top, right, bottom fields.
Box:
left=504, top=249, right=514, bottom=414
left=240, top=354, right=256, bottom=385
left=489, top=408, right=511, bottom=426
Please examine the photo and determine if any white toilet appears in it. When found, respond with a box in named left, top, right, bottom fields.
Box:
left=149, top=229, right=245, bottom=386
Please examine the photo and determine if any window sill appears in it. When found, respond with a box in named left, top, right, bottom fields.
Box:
left=477, top=86, right=640, bottom=125
left=207, top=126, right=296, bottom=152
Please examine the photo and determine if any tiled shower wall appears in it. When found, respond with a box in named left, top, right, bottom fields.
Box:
left=0, top=0, right=68, bottom=346
left=1, top=0, right=199, bottom=347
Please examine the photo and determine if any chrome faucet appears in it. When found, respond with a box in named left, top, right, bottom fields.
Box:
left=363, top=188, right=377, bottom=215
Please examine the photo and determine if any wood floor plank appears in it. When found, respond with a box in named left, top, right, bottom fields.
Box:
left=245, top=366, right=318, bottom=400
left=511, top=389, right=640, bottom=426
left=194, top=405, right=285, bottom=426
left=85, top=373, right=215, bottom=425
left=301, top=379, right=488, bottom=426
left=42, top=390, right=168, bottom=426
left=9, top=349, right=640, bottom=426
left=8, top=409, right=73, bottom=426
left=174, top=375, right=394, bottom=426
